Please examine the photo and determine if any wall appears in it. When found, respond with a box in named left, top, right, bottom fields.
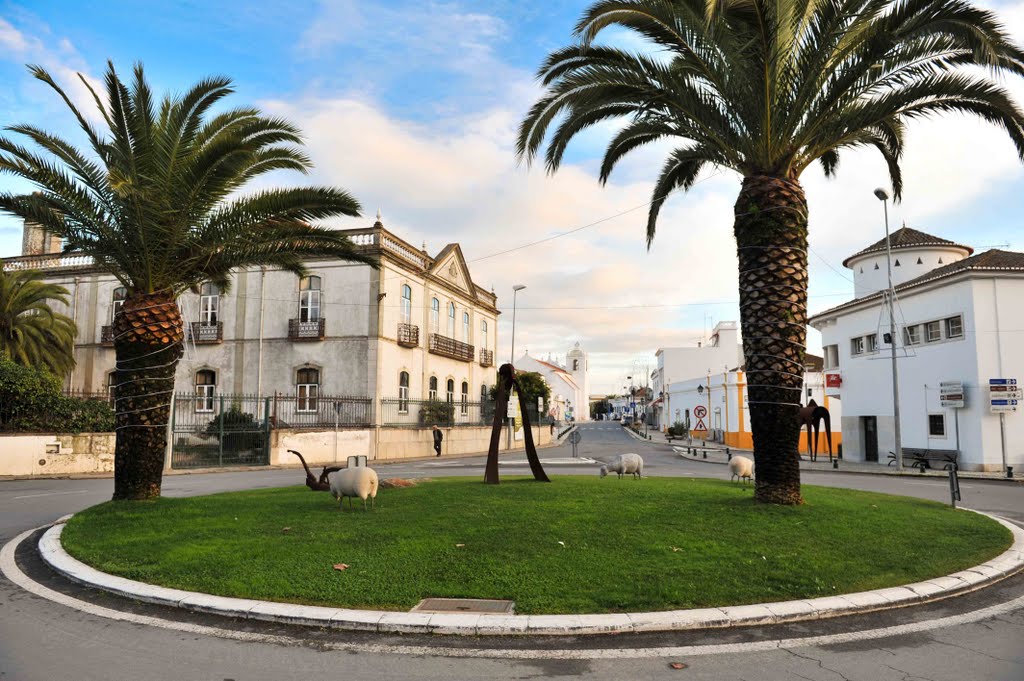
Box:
left=0, top=433, right=115, bottom=476
left=270, top=428, right=372, bottom=466
left=374, top=424, right=552, bottom=461
left=849, top=246, right=969, bottom=299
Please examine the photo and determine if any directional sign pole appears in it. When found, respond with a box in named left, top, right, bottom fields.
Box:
left=1000, top=412, right=1008, bottom=475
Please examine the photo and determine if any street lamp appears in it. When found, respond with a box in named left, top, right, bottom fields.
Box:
left=875, top=187, right=904, bottom=472
left=510, top=284, right=526, bottom=364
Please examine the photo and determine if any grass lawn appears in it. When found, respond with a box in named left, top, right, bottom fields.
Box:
left=61, top=477, right=1012, bottom=614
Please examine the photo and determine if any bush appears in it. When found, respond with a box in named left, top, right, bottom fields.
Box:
left=419, top=399, right=455, bottom=426
left=0, top=359, right=114, bottom=433
left=204, top=407, right=266, bottom=453
left=668, top=421, right=689, bottom=438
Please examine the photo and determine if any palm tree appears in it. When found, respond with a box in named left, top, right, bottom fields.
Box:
left=517, top=0, right=1024, bottom=504
left=0, top=62, right=375, bottom=500
left=0, top=268, right=76, bottom=376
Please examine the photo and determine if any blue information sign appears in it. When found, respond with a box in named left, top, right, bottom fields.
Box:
left=990, top=378, right=1018, bottom=385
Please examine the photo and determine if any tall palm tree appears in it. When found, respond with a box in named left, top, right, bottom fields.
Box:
left=0, top=62, right=375, bottom=500
left=517, top=0, right=1024, bottom=504
left=0, top=268, right=76, bottom=376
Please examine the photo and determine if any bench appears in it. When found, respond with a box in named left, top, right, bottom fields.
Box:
left=887, top=447, right=958, bottom=471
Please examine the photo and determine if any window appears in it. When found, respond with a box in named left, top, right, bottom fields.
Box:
left=111, top=286, right=127, bottom=322
left=925, top=320, right=942, bottom=342
left=446, top=378, right=455, bottom=403
left=431, top=298, right=440, bottom=331
left=807, top=387, right=813, bottom=398
left=298, top=276, right=321, bottom=322
left=481, top=384, right=488, bottom=402
left=199, top=283, right=219, bottom=324
left=851, top=337, right=864, bottom=355
left=429, top=376, right=438, bottom=401
left=107, top=371, right=117, bottom=408
left=296, top=367, right=319, bottom=412
left=823, top=345, right=839, bottom=369
left=904, top=325, right=921, bottom=346
left=928, top=413, right=946, bottom=437
left=945, top=316, right=963, bottom=339
left=195, top=370, right=217, bottom=412
left=865, top=333, right=878, bottom=353
left=461, top=381, right=469, bottom=415
left=401, top=285, right=412, bottom=324
left=573, top=359, right=579, bottom=371
left=463, top=312, right=470, bottom=343
left=398, top=371, right=410, bottom=414
left=481, top=320, right=488, bottom=350
left=447, top=302, right=456, bottom=337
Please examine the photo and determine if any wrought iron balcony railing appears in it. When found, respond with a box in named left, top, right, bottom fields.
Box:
left=100, top=325, right=114, bottom=346
left=397, top=322, right=419, bottom=348
left=191, top=321, right=223, bottom=344
left=289, top=318, right=326, bottom=341
left=479, top=348, right=494, bottom=367
left=428, top=333, right=474, bottom=362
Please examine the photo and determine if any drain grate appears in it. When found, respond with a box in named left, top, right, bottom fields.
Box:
left=411, top=598, right=515, bottom=614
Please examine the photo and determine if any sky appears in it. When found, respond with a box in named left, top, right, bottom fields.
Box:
left=2, top=0, right=1024, bottom=395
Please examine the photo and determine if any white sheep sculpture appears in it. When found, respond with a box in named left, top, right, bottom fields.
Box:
left=729, top=455, right=754, bottom=485
left=328, top=466, right=379, bottom=511
left=599, top=453, right=644, bottom=479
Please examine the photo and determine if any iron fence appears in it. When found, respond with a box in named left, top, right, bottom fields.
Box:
left=269, top=392, right=373, bottom=429
left=171, top=393, right=270, bottom=469
left=379, top=398, right=551, bottom=428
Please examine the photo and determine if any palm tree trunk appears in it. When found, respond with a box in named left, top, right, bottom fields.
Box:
left=111, top=291, right=183, bottom=500
left=734, top=175, right=808, bottom=505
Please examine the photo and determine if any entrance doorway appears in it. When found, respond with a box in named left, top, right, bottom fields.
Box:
left=862, top=416, right=878, bottom=462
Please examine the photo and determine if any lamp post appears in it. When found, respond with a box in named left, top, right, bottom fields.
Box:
left=510, top=284, right=526, bottom=364
left=874, top=187, right=903, bottom=472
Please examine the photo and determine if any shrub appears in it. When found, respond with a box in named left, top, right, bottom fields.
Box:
left=0, top=359, right=114, bottom=433
left=204, top=407, right=266, bottom=453
left=419, top=399, right=455, bottom=426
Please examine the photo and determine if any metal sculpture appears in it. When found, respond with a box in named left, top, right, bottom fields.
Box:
left=485, top=363, right=550, bottom=484
left=289, top=449, right=343, bottom=491
left=797, top=400, right=833, bottom=462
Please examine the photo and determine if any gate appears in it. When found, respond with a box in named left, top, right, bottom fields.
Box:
left=171, top=394, right=271, bottom=469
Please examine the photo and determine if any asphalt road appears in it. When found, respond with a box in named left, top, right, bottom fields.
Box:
left=1, top=421, right=1022, bottom=681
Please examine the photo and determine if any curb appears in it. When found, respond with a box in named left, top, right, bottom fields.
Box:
left=38, top=511, right=1024, bottom=636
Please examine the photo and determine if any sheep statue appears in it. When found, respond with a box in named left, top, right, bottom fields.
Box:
left=328, top=466, right=380, bottom=511
left=729, top=455, right=754, bottom=485
left=599, top=453, right=644, bottom=479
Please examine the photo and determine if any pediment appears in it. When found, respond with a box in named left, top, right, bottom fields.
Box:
left=429, top=244, right=475, bottom=294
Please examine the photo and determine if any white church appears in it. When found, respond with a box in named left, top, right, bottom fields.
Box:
left=515, top=343, right=591, bottom=422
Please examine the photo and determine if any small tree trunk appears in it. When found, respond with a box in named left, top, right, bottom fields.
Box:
left=734, top=174, right=808, bottom=505
left=111, top=291, right=183, bottom=501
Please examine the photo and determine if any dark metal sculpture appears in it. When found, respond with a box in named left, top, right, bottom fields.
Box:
left=797, top=400, right=833, bottom=462
left=484, top=363, right=550, bottom=484
left=289, top=449, right=343, bottom=491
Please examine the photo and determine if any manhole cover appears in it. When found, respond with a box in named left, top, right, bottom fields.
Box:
left=411, top=598, right=515, bottom=614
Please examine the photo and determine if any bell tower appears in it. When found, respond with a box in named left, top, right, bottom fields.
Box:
left=565, top=341, right=590, bottom=421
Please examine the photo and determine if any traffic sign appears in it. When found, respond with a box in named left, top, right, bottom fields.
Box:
left=991, top=399, right=1019, bottom=413
left=694, top=405, right=707, bottom=419
left=940, top=381, right=965, bottom=408
left=568, top=430, right=582, bottom=445
left=990, top=378, right=1018, bottom=386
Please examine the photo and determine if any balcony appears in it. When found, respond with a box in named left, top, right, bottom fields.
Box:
left=100, top=325, right=114, bottom=346
left=428, top=333, right=474, bottom=362
left=289, top=318, right=326, bottom=341
left=479, top=348, right=494, bottom=367
left=191, top=321, right=223, bottom=344
left=397, top=323, right=419, bottom=348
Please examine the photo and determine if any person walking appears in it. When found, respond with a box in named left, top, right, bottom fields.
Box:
left=432, top=425, right=443, bottom=457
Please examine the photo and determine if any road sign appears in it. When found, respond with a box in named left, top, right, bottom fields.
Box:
left=989, top=379, right=1020, bottom=413
left=694, top=405, right=707, bottom=419
left=940, top=381, right=965, bottom=408
left=991, top=399, right=1019, bottom=413
left=568, top=430, right=582, bottom=445
left=989, top=378, right=1018, bottom=386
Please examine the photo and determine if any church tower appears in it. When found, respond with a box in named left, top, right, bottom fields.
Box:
left=565, top=342, right=590, bottom=422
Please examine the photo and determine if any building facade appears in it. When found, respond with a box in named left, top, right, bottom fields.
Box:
left=809, top=227, right=1024, bottom=471
left=515, top=342, right=590, bottom=422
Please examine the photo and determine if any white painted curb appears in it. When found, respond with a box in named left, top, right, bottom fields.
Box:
left=39, top=511, right=1024, bottom=636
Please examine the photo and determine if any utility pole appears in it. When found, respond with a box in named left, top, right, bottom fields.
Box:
left=875, top=188, right=903, bottom=471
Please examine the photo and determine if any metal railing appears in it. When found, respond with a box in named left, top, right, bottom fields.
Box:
left=428, top=333, right=474, bottom=362
left=380, top=397, right=551, bottom=428
left=288, top=318, right=325, bottom=341
left=100, top=325, right=114, bottom=346
left=191, top=321, right=223, bottom=344
left=479, top=348, right=494, bottom=367
left=171, top=393, right=270, bottom=469
left=269, top=393, right=373, bottom=429
left=397, top=322, right=419, bottom=347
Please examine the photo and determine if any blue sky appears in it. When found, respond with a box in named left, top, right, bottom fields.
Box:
left=3, top=0, right=1024, bottom=393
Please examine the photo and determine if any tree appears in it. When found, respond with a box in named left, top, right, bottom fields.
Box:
left=591, top=398, right=611, bottom=419
left=0, top=268, right=76, bottom=376
left=517, top=0, right=1024, bottom=504
left=489, top=370, right=551, bottom=410
left=0, top=62, right=376, bottom=500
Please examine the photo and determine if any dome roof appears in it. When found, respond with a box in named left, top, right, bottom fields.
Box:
left=842, top=227, right=973, bottom=268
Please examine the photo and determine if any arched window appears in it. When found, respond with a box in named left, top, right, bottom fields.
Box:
left=296, top=367, right=320, bottom=412
left=447, top=302, right=456, bottom=337
left=111, top=286, right=127, bottom=322
left=461, top=381, right=469, bottom=414
left=298, top=276, right=321, bottom=322
left=481, top=320, right=488, bottom=350
left=195, top=370, right=217, bottom=412
left=446, top=378, right=455, bottom=403
left=481, top=384, right=488, bottom=402
left=429, top=376, right=438, bottom=401
left=462, top=312, right=470, bottom=343
left=199, top=283, right=220, bottom=325
left=399, top=371, right=410, bottom=413
left=401, top=284, right=412, bottom=324
left=431, top=298, right=440, bottom=332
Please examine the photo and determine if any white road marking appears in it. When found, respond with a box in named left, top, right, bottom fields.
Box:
left=11, top=490, right=91, bottom=500
left=3, top=524, right=1023, bottom=660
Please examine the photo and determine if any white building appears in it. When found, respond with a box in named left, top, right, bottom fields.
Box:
left=809, top=227, right=1024, bottom=472
left=516, top=342, right=590, bottom=422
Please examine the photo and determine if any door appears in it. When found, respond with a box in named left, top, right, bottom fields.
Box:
left=862, top=416, right=878, bottom=462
